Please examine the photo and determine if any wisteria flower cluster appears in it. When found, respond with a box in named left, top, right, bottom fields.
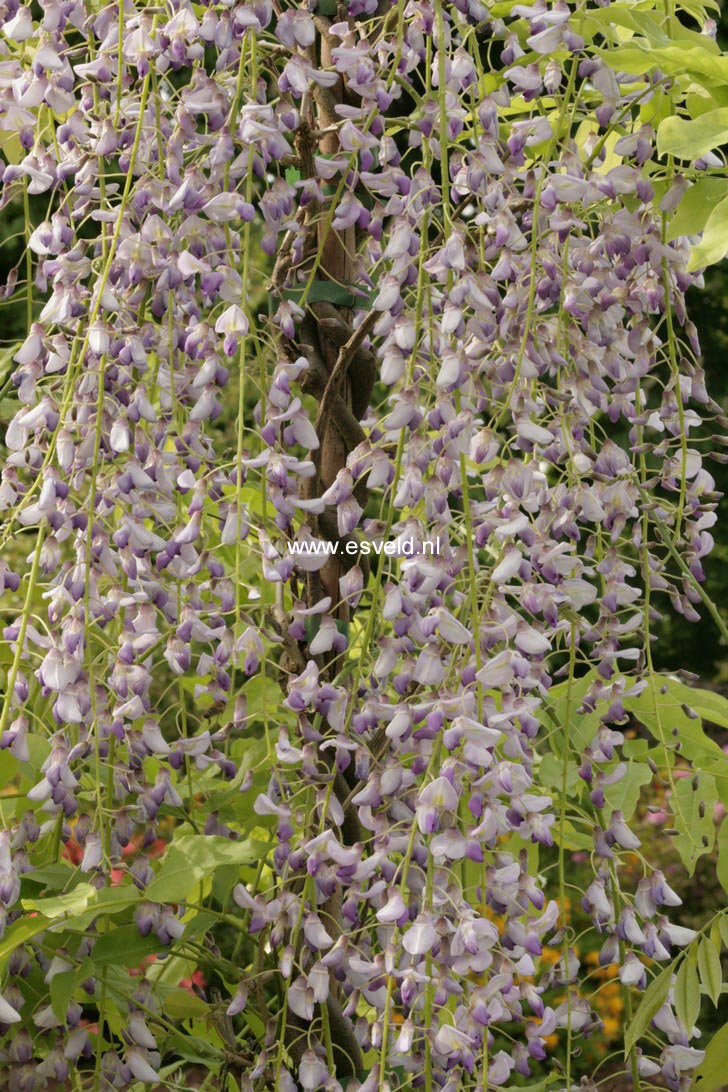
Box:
left=0, top=0, right=728, bottom=1090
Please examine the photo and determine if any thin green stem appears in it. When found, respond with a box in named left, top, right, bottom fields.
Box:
left=559, top=622, right=577, bottom=1091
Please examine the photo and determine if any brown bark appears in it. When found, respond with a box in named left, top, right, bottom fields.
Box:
left=279, top=19, right=370, bottom=1083
left=314, top=30, right=356, bottom=622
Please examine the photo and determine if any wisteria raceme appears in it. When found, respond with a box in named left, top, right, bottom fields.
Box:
left=0, top=0, right=727, bottom=1089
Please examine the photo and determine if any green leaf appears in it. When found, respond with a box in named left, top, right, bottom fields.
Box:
left=657, top=108, right=728, bottom=160
left=697, top=936, right=723, bottom=1007
left=538, top=752, right=581, bottom=794
left=308, top=281, right=362, bottom=307
left=550, top=819, right=594, bottom=852
left=243, top=674, right=291, bottom=724
left=0, top=915, right=52, bottom=968
left=163, top=988, right=210, bottom=1020
left=545, top=670, right=602, bottom=753
left=666, top=179, right=728, bottom=243
left=623, top=738, right=650, bottom=759
left=283, top=280, right=374, bottom=311
left=710, top=919, right=723, bottom=954
left=20, top=862, right=76, bottom=890
left=719, top=914, right=728, bottom=949
left=211, top=863, right=241, bottom=910
left=602, top=760, right=653, bottom=821
left=588, top=6, right=720, bottom=52
left=50, top=964, right=90, bottom=1023
left=92, top=925, right=163, bottom=968
left=144, top=835, right=265, bottom=904
left=694, top=1022, right=728, bottom=1092
left=599, top=41, right=728, bottom=85
left=673, top=684, right=728, bottom=730
left=22, top=883, right=97, bottom=921
left=0, top=750, right=18, bottom=791
left=503, top=1078, right=560, bottom=1092
left=624, top=964, right=672, bottom=1056
left=64, top=885, right=141, bottom=931
left=585, top=7, right=666, bottom=42
left=675, top=951, right=701, bottom=1032
left=621, top=677, right=722, bottom=870
left=717, top=817, right=728, bottom=896
left=623, top=679, right=728, bottom=807
left=687, top=195, right=728, bottom=270
left=672, top=773, right=717, bottom=873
